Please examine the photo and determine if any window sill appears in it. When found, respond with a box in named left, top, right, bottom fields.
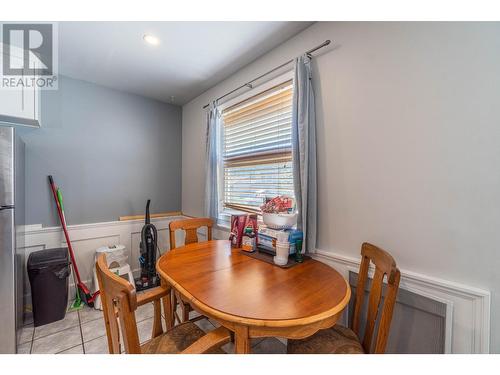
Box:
left=216, top=213, right=265, bottom=233
left=214, top=223, right=230, bottom=232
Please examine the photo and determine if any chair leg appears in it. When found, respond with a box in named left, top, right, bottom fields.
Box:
left=181, top=302, right=190, bottom=322
left=173, top=289, right=208, bottom=324
left=151, top=299, right=163, bottom=338
left=161, top=284, right=174, bottom=330
left=171, top=290, right=182, bottom=325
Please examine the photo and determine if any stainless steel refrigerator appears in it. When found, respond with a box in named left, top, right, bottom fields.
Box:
left=0, top=126, right=25, bottom=353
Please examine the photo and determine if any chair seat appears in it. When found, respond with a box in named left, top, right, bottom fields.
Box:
left=141, top=321, right=225, bottom=354
left=287, top=325, right=365, bottom=354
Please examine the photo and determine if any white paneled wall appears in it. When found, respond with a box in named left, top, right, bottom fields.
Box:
left=21, top=216, right=193, bottom=298
left=214, top=227, right=490, bottom=353
left=313, top=250, right=491, bottom=354
left=22, top=220, right=490, bottom=353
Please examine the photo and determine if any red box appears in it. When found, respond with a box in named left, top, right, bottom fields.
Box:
left=229, top=214, right=258, bottom=248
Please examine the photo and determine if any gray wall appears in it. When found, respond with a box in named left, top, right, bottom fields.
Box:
left=23, top=76, right=182, bottom=226
left=182, top=22, right=500, bottom=352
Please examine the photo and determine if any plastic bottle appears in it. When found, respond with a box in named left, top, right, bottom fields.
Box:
left=295, top=239, right=303, bottom=263
left=241, top=227, right=256, bottom=252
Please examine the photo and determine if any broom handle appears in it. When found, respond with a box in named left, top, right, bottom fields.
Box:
left=48, top=176, right=83, bottom=284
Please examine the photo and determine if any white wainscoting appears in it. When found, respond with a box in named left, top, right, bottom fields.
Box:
left=23, top=222, right=491, bottom=353
left=313, top=249, right=491, bottom=354
left=22, top=216, right=188, bottom=299
left=214, top=226, right=491, bottom=354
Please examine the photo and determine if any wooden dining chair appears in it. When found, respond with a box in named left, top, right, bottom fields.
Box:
left=169, top=217, right=213, bottom=249
left=169, top=217, right=213, bottom=323
left=287, top=242, right=401, bottom=354
left=95, top=253, right=230, bottom=354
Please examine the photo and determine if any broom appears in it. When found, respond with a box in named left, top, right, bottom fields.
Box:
left=56, top=189, right=83, bottom=312
left=48, top=176, right=99, bottom=309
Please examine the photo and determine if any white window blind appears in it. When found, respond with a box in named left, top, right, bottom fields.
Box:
left=222, top=80, right=294, bottom=214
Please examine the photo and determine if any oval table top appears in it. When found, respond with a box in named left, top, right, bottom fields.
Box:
left=157, top=240, right=350, bottom=327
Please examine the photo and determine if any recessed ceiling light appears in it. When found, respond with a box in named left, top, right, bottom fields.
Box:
left=143, top=34, right=160, bottom=46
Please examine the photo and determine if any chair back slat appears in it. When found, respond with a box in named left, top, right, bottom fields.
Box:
left=373, top=270, right=401, bottom=353
left=169, top=218, right=213, bottom=249
left=351, top=255, right=370, bottom=334
left=95, top=254, right=141, bottom=354
left=351, top=242, right=401, bottom=354
left=362, top=267, right=385, bottom=351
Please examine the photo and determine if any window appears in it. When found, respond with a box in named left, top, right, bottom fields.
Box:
left=220, top=80, right=294, bottom=216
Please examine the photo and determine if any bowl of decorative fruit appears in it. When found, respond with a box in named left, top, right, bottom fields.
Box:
left=261, top=196, right=297, bottom=230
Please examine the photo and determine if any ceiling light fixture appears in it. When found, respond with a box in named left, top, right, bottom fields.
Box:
left=143, top=34, right=160, bottom=46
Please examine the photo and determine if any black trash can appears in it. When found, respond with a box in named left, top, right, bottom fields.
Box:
left=27, top=248, right=71, bottom=327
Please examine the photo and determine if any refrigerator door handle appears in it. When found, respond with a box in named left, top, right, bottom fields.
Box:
left=0, top=205, right=15, bottom=210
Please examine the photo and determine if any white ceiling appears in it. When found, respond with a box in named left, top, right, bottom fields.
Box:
left=59, top=22, right=313, bottom=105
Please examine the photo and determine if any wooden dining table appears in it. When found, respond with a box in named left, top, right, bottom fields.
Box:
left=156, top=240, right=351, bottom=354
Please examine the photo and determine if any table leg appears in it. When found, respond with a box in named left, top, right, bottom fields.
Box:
left=161, top=279, right=174, bottom=330
left=234, top=325, right=251, bottom=354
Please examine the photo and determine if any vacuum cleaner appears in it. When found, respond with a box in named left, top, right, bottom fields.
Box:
left=135, top=199, right=161, bottom=291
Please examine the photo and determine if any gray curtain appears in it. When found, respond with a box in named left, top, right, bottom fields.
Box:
left=291, top=55, right=317, bottom=253
left=204, top=103, right=222, bottom=220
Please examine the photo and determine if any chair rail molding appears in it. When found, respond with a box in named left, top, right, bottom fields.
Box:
left=313, top=249, right=491, bottom=354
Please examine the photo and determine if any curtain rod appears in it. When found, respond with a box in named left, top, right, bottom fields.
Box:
left=202, top=39, right=331, bottom=109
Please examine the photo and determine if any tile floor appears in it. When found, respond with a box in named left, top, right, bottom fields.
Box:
left=17, top=301, right=287, bottom=354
